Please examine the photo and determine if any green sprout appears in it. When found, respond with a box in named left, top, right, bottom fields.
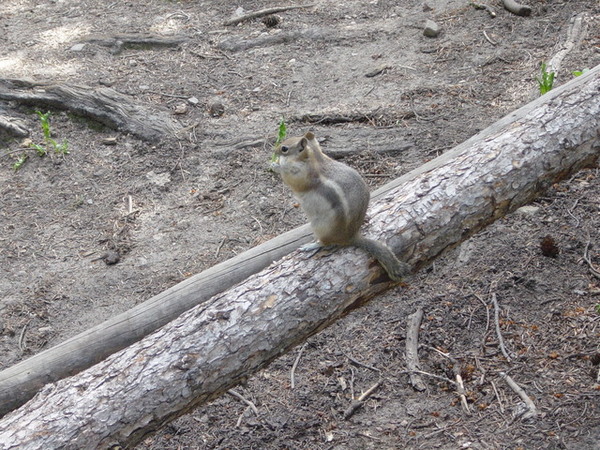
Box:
left=12, top=153, right=28, bottom=171
left=536, top=62, right=555, bottom=95
left=4, top=110, right=70, bottom=169
left=275, top=118, right=287, bottom=147
left=53, top=138, right=69, bottom=155
left=36, top=110, right=52, bottom=141
left=271, top=118, right=287, bottom=163
left=30, top=143, right=48, bottom=157
left=29, top=110, right=70, bottom=156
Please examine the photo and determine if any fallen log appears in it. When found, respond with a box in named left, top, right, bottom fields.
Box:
left=81, top=33, right=188, bottom=54
left=0, top=79, right=181, bottom=141
left=0, top=64, right=598, bottom=448
left=0, top=113, right=29, bottom=138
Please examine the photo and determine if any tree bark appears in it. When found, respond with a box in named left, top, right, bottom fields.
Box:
left=0, top=65, right=598, bottom=448
left=0, top=79, right=181, bottom=141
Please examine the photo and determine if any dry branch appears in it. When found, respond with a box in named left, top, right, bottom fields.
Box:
left=405, top=308, right=427, bottom=391
left=547, top=13, right=588, bottom=78
left=499, top=372, right=538, bottom=420
left=0, top=114, right=28, bottom=137
left=0, top=64, right=599, bottom=447
left=82, top=33, right=188, bottom=54
left=0, top=79, right=181, bottom=141
left=491, top=293, right=512, bottom=362
left=343, top=380, right=382, bottom=419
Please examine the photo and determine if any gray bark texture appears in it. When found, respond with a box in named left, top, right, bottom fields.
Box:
left=0, top=64, right=599, bottom=449
left=0, top=78, right=181, bottom=141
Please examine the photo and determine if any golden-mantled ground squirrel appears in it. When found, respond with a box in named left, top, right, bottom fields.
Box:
left=271, top=131, right=410, bottom=281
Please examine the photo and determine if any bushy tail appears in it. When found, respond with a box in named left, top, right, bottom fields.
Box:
left=353, top=236, right=410, bottom=282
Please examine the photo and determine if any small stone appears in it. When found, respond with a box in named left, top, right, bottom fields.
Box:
left=187, top=96, right=199, bottom=105
left=103, top=250, right=120, bottom=265
left=515, top=205, right=540, bottom=215
left=423, top=19, right=440, bottom=38
left=174, top=103, right=188, bottom=115
left=70, top=43, right=86, bottom=52
left=102, top=137, right=118, bottom=146
left=208, top=101, right=225, bottom=117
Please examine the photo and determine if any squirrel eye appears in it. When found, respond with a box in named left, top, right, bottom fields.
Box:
left=280, top=145, right=289, bottom=153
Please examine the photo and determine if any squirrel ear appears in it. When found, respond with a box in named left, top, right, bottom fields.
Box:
left=304, top=131, right=315, bottom=140
left=299, top=137, right=308, bottom=151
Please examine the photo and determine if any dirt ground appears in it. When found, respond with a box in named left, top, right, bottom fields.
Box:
left=1, top=0, right=600, bottom=448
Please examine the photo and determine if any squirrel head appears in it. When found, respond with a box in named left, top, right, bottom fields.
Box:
left=276, top=131, right=318, bottom=161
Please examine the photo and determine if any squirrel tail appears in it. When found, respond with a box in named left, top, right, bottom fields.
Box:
left=353, top=236, right=410, bottom=282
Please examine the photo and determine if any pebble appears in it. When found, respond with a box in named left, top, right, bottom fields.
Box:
left=209, top=100, right=225, bottom=117
left=70, top=43, right=86, bottom=52
left=515, top=205, right=540, bottom=215
left=423, top=19, right=440, bottom=38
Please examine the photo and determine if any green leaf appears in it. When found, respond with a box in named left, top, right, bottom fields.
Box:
left=55, top=139, right=69, bottom=154
left=29, top=142, right=48, bottom=156
left=35, top=110, right=52, bottom=140
left=276, top=118, right=287, bottom=146
left=536, top=62, right=555, bottom=95
left=572, top=68, right=590, bottom=77
left=12, top=153, right=28, bottom=171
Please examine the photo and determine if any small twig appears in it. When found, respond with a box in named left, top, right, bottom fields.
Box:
left=290, top=342, right=307, bottom=389
left=334, top=336, right=381, bottom=373
left=343, top=380, right=382, bottom=419
left=346, top=354, right=381, bottom=373
left=583, top=240, right=600, bottom=280
left=421, top=344, right=470, bottom=413
left=224, top=4, right=315, bottom=26
left=18, top=319, right=32, bottom=352
left=473, top=293, right=490, bottom=335
left=400, top=369, right=456, bottom=385
left=566, top=198, right=581, bottom=227
left=227, top=389, right=259, bottom=416
left=491, top=379, right=505, bottom=413
left=405, top=307, right=427, bottom=391
left=491, top=293, right=512, bottom=362
left=349, top=366, right=355, bottom=401
left=1, top=148, right=36, bottom=158
left=455, top=373, right=471, bottom=414
left=483, top=30, right=497, bottom=46
left=215, top=237, right=226, bottom=259
left=127, top=195, right=133, bottom=215
left=499, top=372, right=538, bottom=419
left=235, top=405, right=251, bottom=428
left=250, top=215, right=264, bottom=236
